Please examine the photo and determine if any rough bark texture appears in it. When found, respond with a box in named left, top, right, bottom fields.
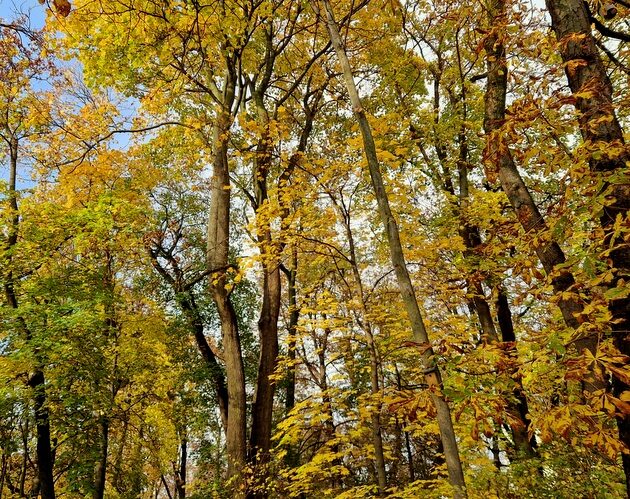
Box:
left=317, top=1, right=467, bottom=495
left=544, top=0, right=630, bottom=488
left=482, top=6, right=583, bottom=331
left=482, top=0, right=608, bottom=384
left=249, top=124, right=280, bottom=472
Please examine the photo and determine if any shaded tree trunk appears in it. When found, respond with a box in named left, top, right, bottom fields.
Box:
left=482, top=0, right=587, bottom=338
left=283, top=249, right=300, bottom=468
left=92, top=416, right=109, bottom=499
left=249, top=83, right=281, bottom=495
left=175, top=438, right=186, bottom=499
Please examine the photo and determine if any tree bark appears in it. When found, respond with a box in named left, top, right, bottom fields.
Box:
left=483, top=0, right=586, bottom=336
left=92, top=416, right=109, bottom=499
left=3, top=136, right=56, bottom=499
left=28, top=371, right=55, bottom=499
left=175, top=438, right=186, bottom=499
left=206, top=73, right=247, bottom=489
left=249, top=81, right=281, bottom=492
left=284, top=251, right=299, bottom=417
left=316, top=1, right=467, bottom=495
left=457, top=119, right=536, bottom=459
left=544, top=0, right=630, bottom=488
left=481, top=0, right=616, bottom=410
left=283, top=249, right=300, bottom=469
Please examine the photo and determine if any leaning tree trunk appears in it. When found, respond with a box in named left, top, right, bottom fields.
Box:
left=315, top=1, right=467, bottom=495
left=544, top=0, right=630, bottom=489
left=482, top=0, right=588, bottom=341
left=457, top=141, right=536, bottom=459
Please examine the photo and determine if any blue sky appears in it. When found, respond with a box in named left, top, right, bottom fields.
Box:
left=0, top=0, right=45, bottom=29
left=0, top=0, right=46, bottom=190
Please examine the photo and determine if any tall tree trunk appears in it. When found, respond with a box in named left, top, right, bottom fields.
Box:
left=280, top=97, right=319, bottom=433
left=482, top=0, right=587, bottom=339
left=207, top=77, right=247, bottom=489
left=482, top=0, right=613, bottom=411
left=544, top=0, right=630, bottom=488
left=249, top=92, right=281, bottom=492
left=279, top=102, right=318, bottom=468
left=285, top=252, right=298, bottom=416
left=250, top=267, right=280, bottom=465
left=112, top=416, right=128, bottom=494
left=316, top=1, right=467, bottom=495
left=28, top=371, right=55, bottom=499
left=458, top=134, right=536, bottom=459
left=283, top=249, right=300, bottom=468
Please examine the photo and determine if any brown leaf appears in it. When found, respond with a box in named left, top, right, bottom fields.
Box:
left=53, top=0, right=72, bottom=17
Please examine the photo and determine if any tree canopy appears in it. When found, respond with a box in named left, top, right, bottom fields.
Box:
left=1, top=0, right=630, bottom=496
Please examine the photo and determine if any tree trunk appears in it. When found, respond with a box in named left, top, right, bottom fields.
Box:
left=285, top=251, right=299, bottom=417
left=28, top=371, right=55, bottom=499
left=175, top=438, right=186, bottom=499
left=316, top=1, right=467, bottom=495
left=207, top=80, right=247, bottom=490
left=92, top=416, right=109, bottom=499
left=250, top=267, right=280, bottom=464
left=3, top=136, right=56, bottom=499
left=482, top=0, right=586, bottom=336
left=481, top=0, right=615, bottom=409
left=249, top=95, right=281, bottom=494
left=458, top=132, right=536, bottom=458
left=334, top=199, right=387, bottom=495
left=284, top=249, right=300, bottom=468
left=544, top=0, right=630, bottom=488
